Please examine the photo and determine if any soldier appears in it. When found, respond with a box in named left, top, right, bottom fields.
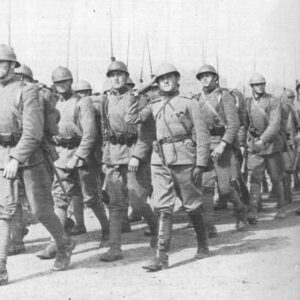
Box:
left=0, top=45, right=73, bottom=285
left=125, top=63, right=211, bottom=272
left=98, top=60, right=157, bottom=262
left=38, top=67, right=109, bottom=259
left=279, top=89, right=299, bottom=208
left=194, top=64, right=248, bottom=231
left=246, top=73, right=284, bottom=223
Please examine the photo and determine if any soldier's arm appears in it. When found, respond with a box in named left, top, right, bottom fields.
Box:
left=125, top=93, right=153, bottom=124
left=259, top=97, right=281, bottom=143
left=130, top=94, right=155, bottom=161
left=10, top=84, right=44, bottom=164
left=222, top=92, right=240, bottom=145
left=190, top=99, right=211, bottom=167
left=75, top=97, right=97, bottom=161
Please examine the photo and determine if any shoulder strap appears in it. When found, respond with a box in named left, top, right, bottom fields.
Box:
left=202, top=91, right=225, bottom=126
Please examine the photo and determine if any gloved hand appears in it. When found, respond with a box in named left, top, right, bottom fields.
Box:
left=192, top=166, right=203, bottom=187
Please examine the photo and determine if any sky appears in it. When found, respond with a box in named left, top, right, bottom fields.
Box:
left=0, top=0, right=299, bottom=95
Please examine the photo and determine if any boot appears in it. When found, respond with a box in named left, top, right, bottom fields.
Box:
left=275, top=180, right=285, bottom=209
left=202, top=187, right=217, bottom=238
left=9, top=204, right=27, bottom=256
left=283, top=173, right=292, bottom=204
left=0, top=220, right=10, bottom=286
left=143, top=212, right=172, bottom=272
left=90, top=200, right=110, bottom=247
left=189, top=206, right=210, bottom=259
left=37, top=241, right=57, bottom=259
left=51, top=238, right=75, bottom=271
left=70, top=195, right=86, bottom=235
left=99, top=209, right=123, bottom=262
left=229, top=190, right=248, bottom=231
left=140, top=204, right=158, bottom=248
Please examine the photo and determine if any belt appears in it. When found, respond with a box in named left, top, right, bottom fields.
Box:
left=158, top=133, right=191, bottom=144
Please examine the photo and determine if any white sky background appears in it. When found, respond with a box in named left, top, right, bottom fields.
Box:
left=0, top=0, right=299, bottom=95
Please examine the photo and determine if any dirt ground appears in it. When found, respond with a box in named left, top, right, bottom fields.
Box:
left=1, top=191, right=300, bottom=300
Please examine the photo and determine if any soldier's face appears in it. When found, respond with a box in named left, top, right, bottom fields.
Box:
left=198, top=73, right=216, bottom=88
left=157, top=73, right=179, bottom=93
left=0, top=61, right=11, bottom=79
left=109, top=71, right=128, bottom=90
left=251, top=83, right=266, bottom=95
left=54, top=79, right=72, bottom=94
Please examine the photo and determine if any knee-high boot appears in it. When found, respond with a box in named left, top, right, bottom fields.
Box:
left=143, top=212, right=172, bottom=272
left=0, top=219, right=11, bottom=285
left=188, top=206, right=210, bottom=259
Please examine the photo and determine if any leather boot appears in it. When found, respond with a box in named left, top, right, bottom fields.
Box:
left=52, top=237, right=75, bottom=271
left=140, top=204, right=158, bottom=248
left=189, top=206, right=210, bottom=259
left=202, top=187, right=217, bottom=238
left=90, top=200, right=110, bottom=247
left=143, top=212, right=172, bottom=272
left=9, top=204, right=27, bottom=256
left=283, top=173, right=292, bottom=204
left=0, top=220, right=11, bottom=286
left=70, top=195, right=86, bottom=236
left=229, top=190, right=248, bottom=231
left=100, top=209, right=123, bottom=262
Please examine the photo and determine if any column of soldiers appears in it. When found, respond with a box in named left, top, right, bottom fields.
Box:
left=0, top=43, right=300, bottom=285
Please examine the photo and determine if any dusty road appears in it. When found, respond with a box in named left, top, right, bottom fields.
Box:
left=1, top=192, right=300, bottom=300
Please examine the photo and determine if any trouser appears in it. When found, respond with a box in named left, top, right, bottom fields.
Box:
left=202, top=146, right=246, bottom=216
left=151, top=164, right=203, bottom=213
left=248, top=152, right=284, bottom=209
left=52, top=162, right=108, bottom=233
left=0, top=162, right=68, bottom=265
left=282, top=150, right=295, bottom=204
left=106, top=162, right=156, bottom=250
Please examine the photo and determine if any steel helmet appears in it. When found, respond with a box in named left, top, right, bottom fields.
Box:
left=0, top=44, right=20, bottom=67
left=154, top=63, right=180, bottom=82
left=15, top=64, right=33, bottom=80
left=285, top=89, right=295, bottom=99
left=73, top=80, right=92, bottom=92
left=127, top=77, right=135, bottom=88
left=196, top=64, right=218, bottom=80
left=52, top=66, right=73, bottom=83
left=249, top=73, right=266, bottom=85
left=106, top=60, right=129, bottom=77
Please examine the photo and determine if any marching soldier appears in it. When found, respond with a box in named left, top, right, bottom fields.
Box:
left=0, top=45, right=73, bottom=285
left=246, top=73, right=284, bottom=223
left=125, top=63, right=211, bottom=271
left=38, top=67, right=109, bottom=259
left=99, top=60, right=157, bottom=262
left=194, top=64, right=248, bottom=231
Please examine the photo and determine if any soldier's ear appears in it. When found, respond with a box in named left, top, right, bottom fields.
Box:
left=176, top=74, right=181, bottom=83
left=9, top=61, right=16, bottom=70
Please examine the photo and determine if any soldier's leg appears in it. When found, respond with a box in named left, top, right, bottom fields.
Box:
left=171, top=165, right=210, bottom=259
left=127, top=162, right=157, bottom=247
left=0, top=174, right=19, bottom=286
left=23, top=163, right=73, bottom=271
left=215, top=147, right=248, bottom=230
left=265, top=152, right=285, bottom=209
left=70, top=195, right=86, bottom=235
left=100, top=165, right=127, bottom=261
left=143, top=164, right=176, bottom=272
left=201, top=169, right=217, bottom=238
left=281, top=151, right=294, bottom=204
left=247, top=153, right=265, bottom=224
left=77, top=165, right=109, bottom=247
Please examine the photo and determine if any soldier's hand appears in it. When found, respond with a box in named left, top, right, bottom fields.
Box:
left=211, top=141, right=227, bottom=159
left=66, top=156, right=79, bottom=171
left=253, top=140, right=263, bottom=153
left=192, top=166, right=203, bottom=187
left=3, top=158, right=19, bottom=179
left=128, top=157, right=140, bottom=172
left=102, top=164, right=107, bottom=173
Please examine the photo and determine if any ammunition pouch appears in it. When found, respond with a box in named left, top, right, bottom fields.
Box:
left=158, top=133, right=192, bottom=144
left=210, top=126, right=226, bottom=137
left=54, top=135, right=81, bottom=149
left=0, top=132, right=22, bottom=147
left=248, top=127, right=261, bottom=138
left=105, top=129, right=137, bottom=147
